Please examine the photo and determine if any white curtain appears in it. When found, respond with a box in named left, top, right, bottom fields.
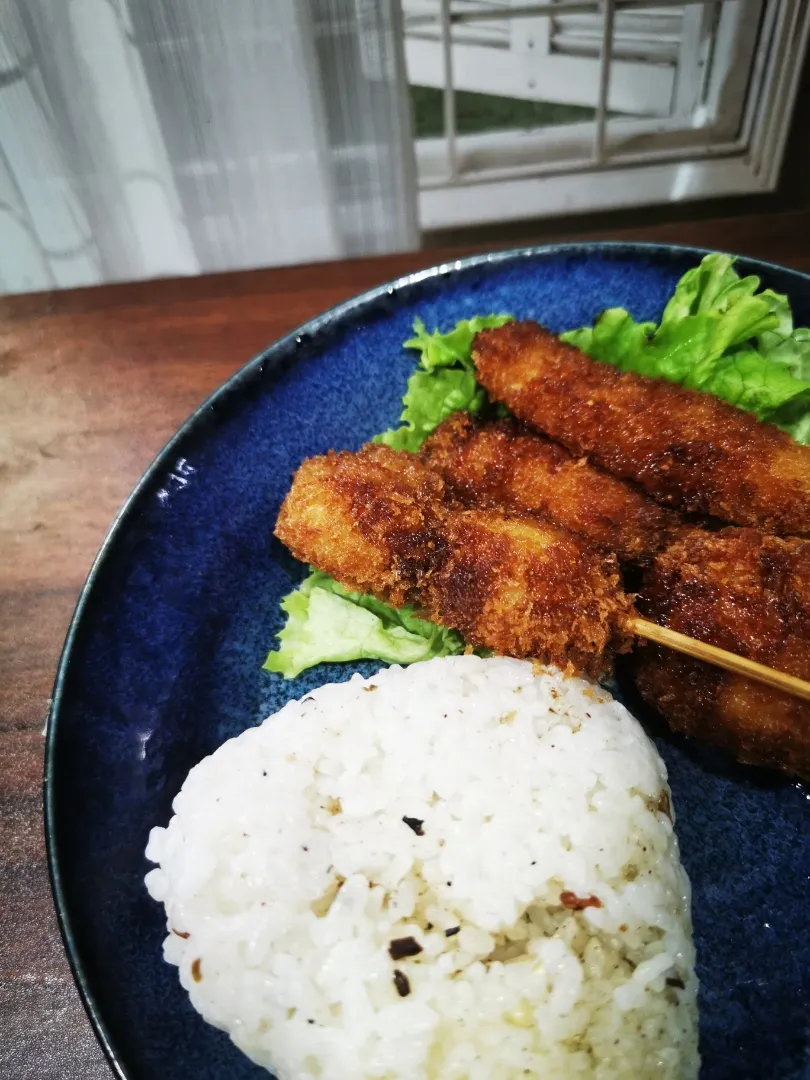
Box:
left=0, top=0, right=418, bottom=295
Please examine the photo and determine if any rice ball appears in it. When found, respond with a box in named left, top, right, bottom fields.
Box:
left=145, top=655, right=698, bottom=1079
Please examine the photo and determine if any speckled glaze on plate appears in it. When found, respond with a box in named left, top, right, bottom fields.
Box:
left=45, top=244, right=810, bottom=1080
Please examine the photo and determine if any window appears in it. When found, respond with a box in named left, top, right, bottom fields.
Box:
left=402, top=0, right=810, bottom=230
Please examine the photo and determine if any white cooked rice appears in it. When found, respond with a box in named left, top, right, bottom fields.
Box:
left=145, top=655, right=698, bottom=1079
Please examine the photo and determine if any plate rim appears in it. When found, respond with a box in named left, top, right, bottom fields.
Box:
left=42, top=238, right=810, bottom=1080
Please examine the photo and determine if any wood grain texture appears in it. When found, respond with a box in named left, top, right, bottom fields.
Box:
left=2, top=210, right=810, bottom=1079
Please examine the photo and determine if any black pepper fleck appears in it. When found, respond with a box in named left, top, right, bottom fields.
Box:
left=402, top=816, right=424, bottom=836
left=393, top=970, right=411, bottom=997
left=388, top=936, right=423, bottom=960
left=445, top=926, right=460, bottom=937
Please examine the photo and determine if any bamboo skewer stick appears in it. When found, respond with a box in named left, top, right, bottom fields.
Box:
left=628, top=617, right=810, bottom=703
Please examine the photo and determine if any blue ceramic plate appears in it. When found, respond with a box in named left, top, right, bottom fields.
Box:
left=45, top=244, right=810, bottom=1080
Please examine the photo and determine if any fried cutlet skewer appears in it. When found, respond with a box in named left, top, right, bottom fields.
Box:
left=275, top=444, right=634, bottom=678
left=635, top=527, right=810, bottom=779
left=472, top=322, right=810, bottom=537
left=275, top=445, right=810, bottom=701
left=420, top=412, right=681, bottom=564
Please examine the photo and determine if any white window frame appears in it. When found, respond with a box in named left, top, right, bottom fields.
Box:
left=406, top=0, right=810, bottom=232
left=406, top=2, right=706, bottom=116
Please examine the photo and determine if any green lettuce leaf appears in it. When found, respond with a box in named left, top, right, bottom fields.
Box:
left=375, top=315, right=513, bottom=451
left=751, top=287, right=810, bottom=383
left=561, top=253, right=810, bottom=440
left=403, top=314, right=514, bottom=371
left=561, top=309, right=656, bottom=369
left=263, top=570, right=464, bottom=679
left=374, top=367, right=487, bottom=452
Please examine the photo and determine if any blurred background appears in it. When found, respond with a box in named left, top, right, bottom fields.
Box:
left=1, top=0, right=808, bottom=296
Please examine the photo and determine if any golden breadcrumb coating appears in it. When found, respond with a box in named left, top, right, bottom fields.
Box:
left=275, top=444, right=634, bottom=677
left=473, top=321, right=810, bottom=537
left=421, top=412, right=681, bottom=563
left=636, top=527, right=810, bottom=779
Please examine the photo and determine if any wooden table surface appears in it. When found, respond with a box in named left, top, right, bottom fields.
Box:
left=3, top=209, right=810, bottom=1079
